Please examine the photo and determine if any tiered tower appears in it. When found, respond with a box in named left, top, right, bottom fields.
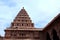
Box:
left=4, top=7, right=41, bottom=40
left=11, top=7, right=34, bottom=29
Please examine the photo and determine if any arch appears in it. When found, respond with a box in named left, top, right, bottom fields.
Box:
left=52, top=29, right=59, bottom=40
left=46, top=32, right=51, bottom=40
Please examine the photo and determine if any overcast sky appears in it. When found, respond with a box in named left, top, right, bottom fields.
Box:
left=0, top=0, right=60, bottom=36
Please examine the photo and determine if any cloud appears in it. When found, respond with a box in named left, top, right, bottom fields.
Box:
left=0, top=0, right=17, bottom=7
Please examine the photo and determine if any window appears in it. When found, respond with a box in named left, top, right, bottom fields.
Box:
left=22, top=20, right=27, bottom=22
left=27, top=24, right=28, bottom=26
left=22, top=20, right=24, bottom=22
left=22, top=24, right=23, bottom=26
left=19, top=33, right=26, bottom=37
left=15, top=27, right=18, bottom=28
left=18, top=20, right=20, bottom=21
left=26, top=20, right=27, bottom=22
left=17, top=23, right=19, bottom=26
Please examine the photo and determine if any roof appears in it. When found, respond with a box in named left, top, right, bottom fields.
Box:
left=43, top=13, right=60, bottom=31
left=5, top=27, right=43, bottom=31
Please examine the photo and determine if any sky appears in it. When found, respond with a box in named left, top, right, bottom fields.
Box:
left=0, top=0, right=60, bottom=36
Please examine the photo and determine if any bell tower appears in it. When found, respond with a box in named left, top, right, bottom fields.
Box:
left=4, top=7, right=42, bottom=40
left=11, top=7, right=34, bottom=28
left=5, top=7, right=35, bottom=39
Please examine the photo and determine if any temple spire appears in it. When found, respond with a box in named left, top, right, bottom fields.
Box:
left=23, top=7, right=24, bottom=9
left=11, top=7, right=34, bottom=28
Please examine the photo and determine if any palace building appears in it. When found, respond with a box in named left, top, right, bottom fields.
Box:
left=0, top=7, right=60, bottom=40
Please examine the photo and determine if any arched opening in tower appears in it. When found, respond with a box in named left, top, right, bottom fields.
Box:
left=46, top=32, right=51, bottom=40
left=52, top=29, right=59, bottom=40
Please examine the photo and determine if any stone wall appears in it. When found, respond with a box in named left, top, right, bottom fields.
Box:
left=43, top=17, right=60, bottom=40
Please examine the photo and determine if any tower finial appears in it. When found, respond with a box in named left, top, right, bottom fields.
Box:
left=23, top=7, right=24, bottom=9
